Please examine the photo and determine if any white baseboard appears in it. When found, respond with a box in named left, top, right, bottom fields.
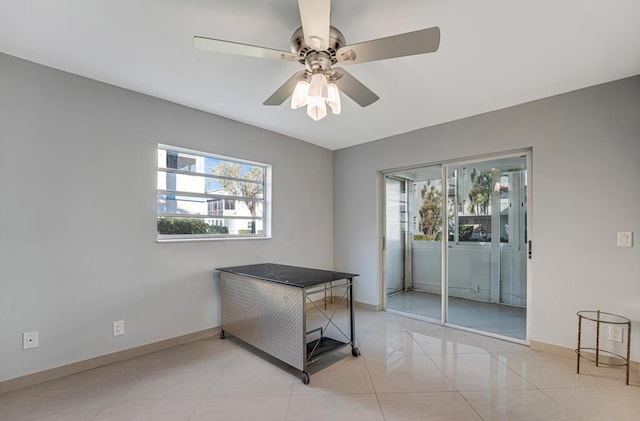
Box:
left=0, top=328, right=218, bottom=395
left=530, top=340, right=639, bottom=372
left=7, top=318, right=626, bottom=396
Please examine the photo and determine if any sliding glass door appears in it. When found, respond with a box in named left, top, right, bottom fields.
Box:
left=385, top=166, right=443, bottom=320
left=445, top=156, right=528, bottom=339
left=385, top=177, right=407, bottom=296
left=384, top=153, right=529, bottom=342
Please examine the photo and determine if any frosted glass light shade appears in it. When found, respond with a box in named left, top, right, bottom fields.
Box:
left=327, top=83, right=341, bottom=115
left=306, top=96, right=327, bottom=121
left=288, top=72, right=340, bottom=121
left=291, top=80, right=309, bottom=109
left=308, top=73, right=328, bottom=100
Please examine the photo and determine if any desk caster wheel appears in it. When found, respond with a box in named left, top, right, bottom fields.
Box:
left=301, top=371, right=310, bottom=385
left=352, top=347, right=361, bottom=357
left=220, top=330, right=225, bottom=339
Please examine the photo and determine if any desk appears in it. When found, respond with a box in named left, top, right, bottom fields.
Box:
left=216, top=263, right=360, bottom=384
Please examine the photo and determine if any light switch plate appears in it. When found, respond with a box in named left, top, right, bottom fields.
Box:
left=617, top=231, right=633, bottom=247
left=113, top=320, right=125, bottom=336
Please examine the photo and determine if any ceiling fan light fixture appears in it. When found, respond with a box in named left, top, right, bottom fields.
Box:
left=195, top=1, right=441, bottom=123
left=308, top=72, right=329, bottom=100
left=291, top=79, right=309, bottom=109
left=291, top=72, right=338, bottom=121
left=327, top=82, right=341, bottom=115
left=306, top=95, right=327, bottom=121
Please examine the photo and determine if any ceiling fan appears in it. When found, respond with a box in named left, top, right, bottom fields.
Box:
left=194, top=0, right=440, bottom=121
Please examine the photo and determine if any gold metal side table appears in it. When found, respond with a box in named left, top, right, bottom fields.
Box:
left=576, top=310, right=631, bottom=385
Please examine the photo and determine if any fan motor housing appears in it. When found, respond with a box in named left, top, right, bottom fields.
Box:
left=290, top=25, right=345, bottom=66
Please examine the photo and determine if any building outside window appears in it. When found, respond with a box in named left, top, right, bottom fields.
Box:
left=157, top=144, right=271, bottom=240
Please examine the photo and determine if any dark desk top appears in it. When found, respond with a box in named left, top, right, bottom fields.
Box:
left=216, top=263, right=358, bottom=288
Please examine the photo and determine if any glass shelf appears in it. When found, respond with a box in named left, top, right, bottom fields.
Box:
left=576, top=310, right=631, bottom=385
left=577, top=310, right=631, bottom=325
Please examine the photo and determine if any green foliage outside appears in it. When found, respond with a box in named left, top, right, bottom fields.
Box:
left=211, top=162, right=263, bottom=217
left=208, top=225, right=229, bottom=234
left=157, top=217, right=228, bottom=235
left=468, top=169, right=492, bottom=215
left=418, top=181, right=442, bottom=241
left=237, top=229, right=264, bottom=235
left=414, top=233, right=442, bottom=241
left=211, top=162, right=264, bottom=234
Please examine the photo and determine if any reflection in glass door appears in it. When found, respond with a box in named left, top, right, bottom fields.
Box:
left=446, top=156, right=528, bottom=340
left=385, top=166, right=443, bottom=320
left=385, top=177, right=407, bottom=296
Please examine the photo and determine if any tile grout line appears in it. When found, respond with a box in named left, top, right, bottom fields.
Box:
left=185, top=374, right=221, bottom=421
left=185, top=394, right=209, bottom=421
left=361, top=354, right=388, bottom=420
left=416, top=332, right=486, bottom=420
left=491, top=348, right=579, bottom=416
left=284, top=374, right=295, bottom=421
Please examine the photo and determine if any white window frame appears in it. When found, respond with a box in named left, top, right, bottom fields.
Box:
left=157, top=144, right=271, bottom=241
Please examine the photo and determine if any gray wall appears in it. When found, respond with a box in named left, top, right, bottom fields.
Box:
left=0, top=53, right=334, bottom=382
left=2, top=49, right=639, bottom=382
left=334, top=76, right=640, bottom=358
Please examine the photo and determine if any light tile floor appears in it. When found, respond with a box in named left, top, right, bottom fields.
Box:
left=386, top=290, right=527, bottom=340
left=2, top=306, right=639, bottom=420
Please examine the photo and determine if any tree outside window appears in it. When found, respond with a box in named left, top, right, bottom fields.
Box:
left=418, top=181, right=443, bottom=241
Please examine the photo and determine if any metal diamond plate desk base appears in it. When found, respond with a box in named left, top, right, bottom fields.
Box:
left=218, top=264, right=360, bottom=384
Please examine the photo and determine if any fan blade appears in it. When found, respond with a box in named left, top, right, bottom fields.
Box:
left=263, top=71, right=307, bottom=106
left=332, top=68, right=379, bottom=107
left=336, top=27, right=440, bottom=65
left=298, top=0, right=331, bottom=51
left=193, top=36, right=298, bottom=62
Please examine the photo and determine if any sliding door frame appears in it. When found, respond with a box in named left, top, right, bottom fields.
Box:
left=380, top=148, right=532, bottom=345
left=442, top=150, right=532, bottom=344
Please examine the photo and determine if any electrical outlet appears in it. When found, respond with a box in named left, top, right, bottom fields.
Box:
left=608, top=325, right=624, bottom=343
left=617, top=231, right=633, bottom=247
left=23, top=331, right=39, bottom=349
left=113, top=320, right=125, bottom=336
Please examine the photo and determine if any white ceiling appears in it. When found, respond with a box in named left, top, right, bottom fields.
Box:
left=1, top=0, right=639, bottom=150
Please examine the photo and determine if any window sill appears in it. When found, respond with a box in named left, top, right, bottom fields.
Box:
left=157, top=236, right=271, bottom=243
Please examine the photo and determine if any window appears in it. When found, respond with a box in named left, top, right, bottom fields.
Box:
left=447, top=157, right=526, bottom=245
left=157, top=144, right=270, bottom=240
